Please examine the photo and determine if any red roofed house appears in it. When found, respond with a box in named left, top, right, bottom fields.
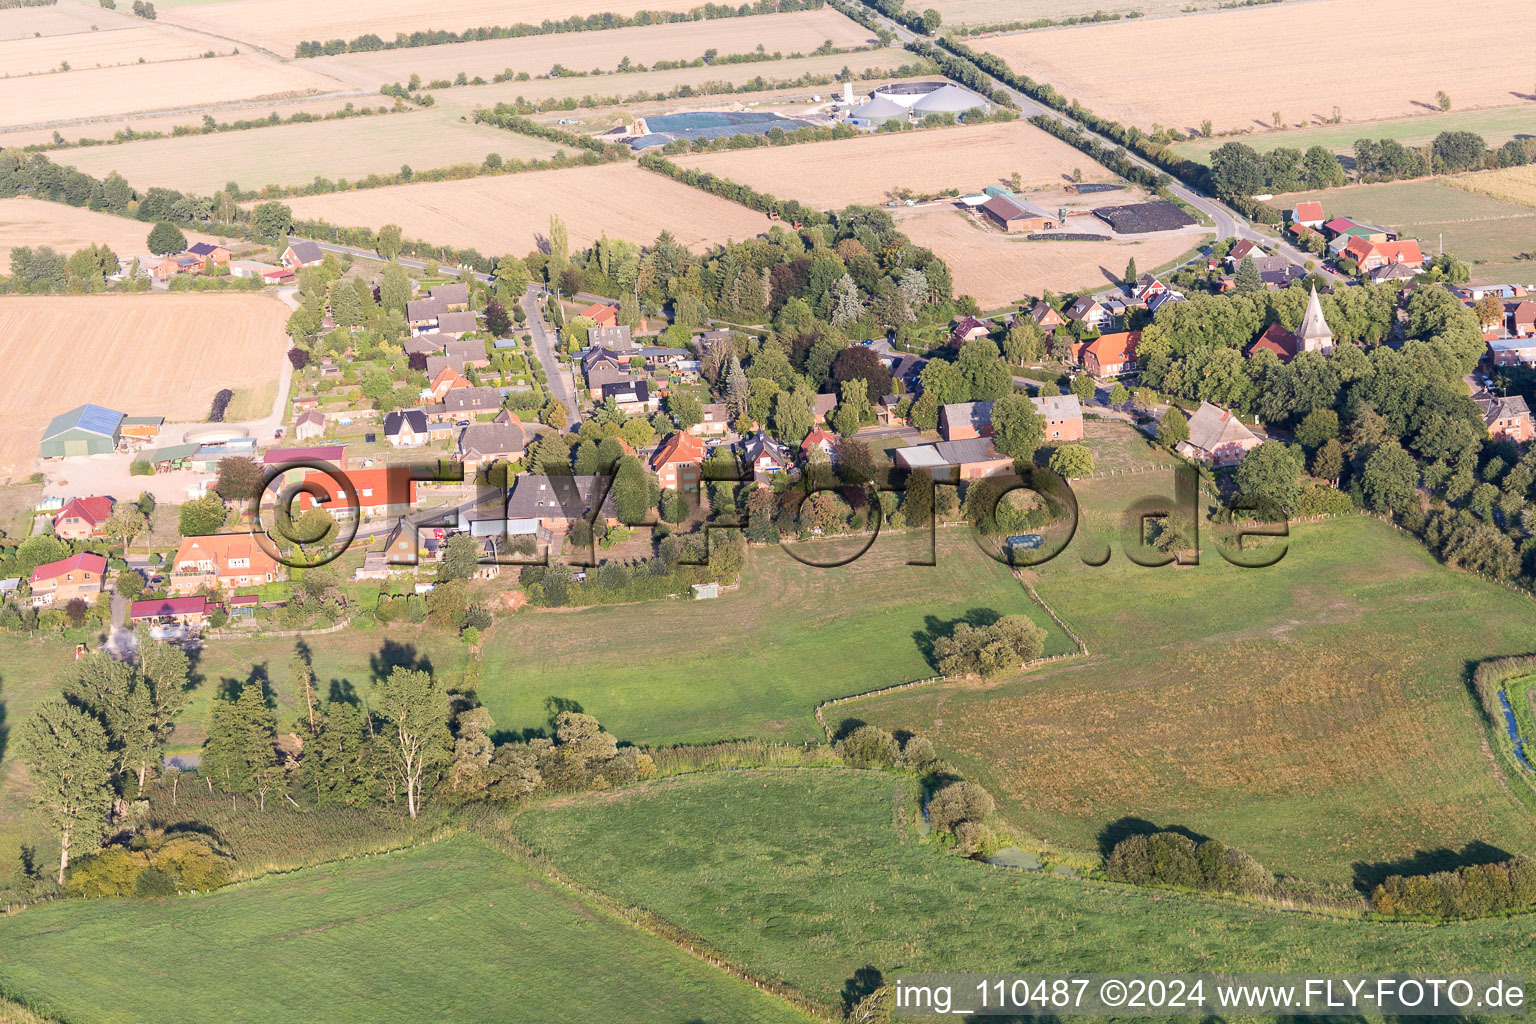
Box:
left=1343, top=236, right=1424, bottom=272
left=1248, top=323, right=1299, bottom=362
left=1291, top=202, right=1325, bottom=229
left=1226, top=239, right=1266, bottom=268
left=1510, top=300, right=1536, bottom=338
left=1028, top=300, right=1064, bottom=331
left=300, top=467, right=421, bottom=520
left=30, top=552, right=107, bottom=607
left=129, top=596, right=209, bottom=626
left=579, top=302, right=620, bottom=328
left=428, top=365, right=472, bottom=402
left=53, top=496, right=114, bottom=540
left=651, top=430, right=705, bottom=491
left=263, top=444, right=348, bottom=469
left=949, top=316, right=990, bottom=349
left=801, top=426, right=839, bottom=461
left=169, top=534, right=280, bottom=595
left=1079, top=331, right=1140, bottom=377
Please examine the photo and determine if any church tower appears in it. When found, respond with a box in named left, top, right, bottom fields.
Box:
left=1297, top=285, right=1334, bottom=354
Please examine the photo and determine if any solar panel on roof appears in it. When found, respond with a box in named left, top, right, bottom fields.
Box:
left=75, top=404, right=124, bottom=435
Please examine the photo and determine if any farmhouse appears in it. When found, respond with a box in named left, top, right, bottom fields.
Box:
left=1176, top=401, right=1261, bottom=465
left=1077, top=331, right=1140, bottom=377
left=129, top=596, right=209, bottom=627
left=1291, top=201, right=1325, bottom=229
left=1474, top=391, right=1533, bottom=444
left=29, top=552, right=107, bottom=607
left=939, top=400, right=993, bottom=441
left=895, top=437, right=1013, bottom=479
left=1032, top=393, right=1084, bottom=442
left=41, top=403, right=123, bottom=458
left=504, top=475, right=619, bottom=534
left=980, top=194, right=1058, bottom=233
left=1342, top=237, right=1424, bottom=273
left=458, top=421, right=527, bottom=471
left=651, top=429, right=705, bottom=490
left=52, top=496, right=114, bottom=540
left=168, top=533, right=280, bottom=595
left=949, top=316, right=990, bottom=348
left=185, top=242, right=231, bottom=270
left=281, top=241, right=325, bottom=270
left=300, top=466, right=421, bottom=520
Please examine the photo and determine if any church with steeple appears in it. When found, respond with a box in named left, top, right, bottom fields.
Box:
left=1296, top=284, right=1334, bottom=354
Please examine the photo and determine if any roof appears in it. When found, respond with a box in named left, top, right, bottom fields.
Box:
left=285, top=240, right=323, bottom=263
left=404, top=333, right=446, bottom=355
left=440, top=387, right=503, bottom=413
left=951, top=315, right=988, bottom=338
left=429, top=283, right=469, bottom=305
left=185, top=242, right=227, bottom=257
left=407, top=297, right=447, bottom=322
left=1323, top=217, right=1356, bottom=233
left=802, top=426, right=839, bottom=451
left=896, top=444, right=948, bottom=469
left=934, top=437, right=1005, bottom=465
left=43, top=403, right=124, bottom=440
left=1249, top=323, right=1298, bottom=361
left=300, top=467, right=419, bottom=510
left=295, top=410, right=325, bottom=428
left=1292, top=201, right=1324, bottom=222
left=55, top=495, right=113, bottom=526
left=504, top=475, right=616, bottom=520
left=941, top=400, right=993, bottom=432
left=910, top=82, right=988, bottom=112
left=578, top=302, right=618, bottom=321
left=263, top=444, right=345, bottom=465
left=1185, top=401, right=1258, bottom=453
left=383, top=409, right=428, bottom=436
left=1484, top=394, right=1532, bottom=426
left=147, top=442, right=200, bottom=462
left=651, top=429, right=705, bottom=469
left=1031, top=393, right=1082, bottom=420
left=173, top=533, right=279, bottom=576
left=459, top=421, right=526, bottom=458
left=588, top=325, right=633, bottom=348
left=743, top=431, right=791, bottom=465
left=129, top=596, right=207, bottom=619
left=602, top=380, right=651, bottom=403
left=852, top=95, right=907, bottom=119
left=1297, top=285, right=1332, bottom=344
left=444, top=338, right=485, bottom=361
left=436, top=311, right=479, bottom=334
left=1487, top=336, right=1536, bottom=351
left=586, top=362, right=630, bottom=391
left=1092, top=201, right=1196, bottom=233
left=31, top=552, right=107, bottom=583
left=1081, top=330, right=1139, bottom=367
left=982, top=193, right=1052, bottom=224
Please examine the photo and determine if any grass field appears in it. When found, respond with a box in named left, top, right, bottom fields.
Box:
left=0, top=290, right=290, bottom=481
left=0, top=835, right=812, bottom=1024
left=479, top=530, right=1075, bottom=746
left=976, top=0, right=1536, bottom=134
left=847, top=514, right=1536, bottom=884
left=1, top=51, right=348, bottom=129
left=1171, top=104, right=1536, bottom=165
left=0, top=23, right=235, bottom=77
left=896, top=203, right=1211, bottom=307
left=1448, top=163, right=1536, bottom=211
left=310, top=10, right=876, bottom=91
left=672, top=118, right=1112, bottom=208
left=58, top=111, right=562, bottom=193
left=516, top=771, right=1536, bottom=1013
left=0, top=196, right=221, bottom=272
left=1268, top=179, right=1536, bottom=283
left=158, top=0, right=712, bottom=57
left=278, top=162, right=776, bottom=254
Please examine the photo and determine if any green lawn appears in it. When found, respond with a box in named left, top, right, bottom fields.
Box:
left=0, top=835, right=811, bottom=1024
left=850, top=514, right=1536, bottom=884
left=516, top=771, right=1536, bottom=1014
left=478, top=529, right=1076, bottom=746
left=1173, top=105, right=1536, bottom=164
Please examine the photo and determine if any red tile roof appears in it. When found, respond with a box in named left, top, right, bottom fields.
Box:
left=650, top=430, right=705, bottom=470
left=1248, top=323, right=1298, bottom=361
left=130, top=596, right=208, bottom=620
left=1081, top=330, right=1139, bottom=367
left=300, top=467, right=419, bottom=511
left=263, top=444, right=346, bottom=465
left=31, top=552, right=107, bottom=584
left=801, top=426, right=838, bottom=452
left=1292, top=201, right=1324, bottom=223
left=55, top=496, right=113, bottom=528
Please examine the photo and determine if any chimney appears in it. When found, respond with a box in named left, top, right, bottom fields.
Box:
left=843, top=82, right=853, bottom=103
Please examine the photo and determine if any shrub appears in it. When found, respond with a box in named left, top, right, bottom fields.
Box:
left=932, top=614, right=1046, bottom=677
left=836, top=725, right=900, bottom=768
left=927, top=780, right=994, bottom=833
left=1105, top=831, right=1271, bottom=895
left=1373, top=856, right=1536, bottom=919
left=129, top=459, right=153, bottom=476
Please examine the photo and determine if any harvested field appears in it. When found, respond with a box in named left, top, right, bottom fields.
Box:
left=1448, top=164, right=1536, bottom=211
left=59, top=112, right=561, bottom=193
left=976, top=0, right=1535, bottom=133
left=0, top=22, right=230, bottom=77
left=310, top=10, right=876, bottom=91
left=280, top=163, right=774, bottom=254
left=0, top=1, right=122, bottom=39
left=160, top=0, right=707, bottom=57
left=929, top=0, right=1261, bottom=28
left=1268, top=180, right=1536, bottom=284
left=671, top=118, right=1110, bottom=207
left=0, top=292, right=290, bottom=481
left=0, top=52, right=348, bottom=130
left=0, top=196, right=222, bottom=272
left=897, top=203, right=1209, bottom=307
left=432, top=48, right=918, bottom=116
left=0, top=95, right=387, bottom=149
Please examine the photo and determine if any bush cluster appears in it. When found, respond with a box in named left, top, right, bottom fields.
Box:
left=1373, top=857, right=1536, bottom=919
left=933, top=615, right=1047, bottom=677
left=927, top=780, right=996, bottom=857
left=1105, top=831, right=1271, bottom=895
left=65, top=832, right=233, bottom=898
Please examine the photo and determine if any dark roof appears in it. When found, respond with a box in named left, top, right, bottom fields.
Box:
left=436, top=311, right=479, bottom=335
left=384, top=409, right=428, bottom=436
left=459, top=421, right=526, bottom=458
left=742, top=431, right=791, bottom=465
left=588, top=325, right=633, bottom=348
left=444, top=338, right=486, bottom=361
left=933, top=437, right=1005, bottom=465
left=505, top=474, right=616, bottom=521
left=1092, top=201, right=1197, bottom=234
left=429, top=283, right=469, bottom=305
left=404, top=334, right=446, bottom=355
left=602, top=380, right=651, bottom=403
left=407, top=297, right=447, bottom=322
left=185, top=242, right=225, bottom=257
left=286, top=240, right=324, bottom=264
left=426, top=355, right=466, bottom=378
left=440, top=387, right=502, bottom=413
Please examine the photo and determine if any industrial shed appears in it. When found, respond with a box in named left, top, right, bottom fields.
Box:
left=40, top=403, right=123, bottom=458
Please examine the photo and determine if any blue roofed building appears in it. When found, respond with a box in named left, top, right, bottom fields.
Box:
left=40, top=403, right=124, bottom=458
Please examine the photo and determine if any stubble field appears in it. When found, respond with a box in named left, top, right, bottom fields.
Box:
left=0, top=197, right=222, bottom=271
left=0, top=22, right=233, bottom=77
left=976, top=0, right=1535, bottom=133
left=159, top=0, right=710, bottom=56
left=0, top=1, right=120, bottom=38
left=309, top=9, right=876, bottom=90
left=925, top=0, right=1272, bottom=27
left=279, top=162, right=776, bottom=253
left=0, top=292, right=290, bottom=481
left=896, top=203, right=1210, bottom=307
left=1448, top=163, right=1536, bottom=210
left=58, top=112, right=562, bottom=193
left=0, top=95, right=386, bottom=149
left=671, top=118, right=1111, bottom=208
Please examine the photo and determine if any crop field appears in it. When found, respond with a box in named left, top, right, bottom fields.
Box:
left=1, top=52, right=348, bottom=129
left=59, top=112, right=562, bottom=193
left=671, top=118, right=1111, bottom=208
left=0, top=23, right=232, bottom=77
left=517, top=771, right=1536, bottom=1013
left=0, top=292, right=290, bottom=481
left=309, top=10, right=876, bottom=91
left=0, top=197, right=223, bottom=272
left=975, top=0, right=1534, bottom=134
left=478, top=530, right=1074, bottom=746
left=896, top=203, right=1211, bottom=307
left=0, top=95, right=388, bottom=149
left=1269, top=180, right=1536, bottom=283
left=927, top=0, right=1261, bottom=28
left=0, top=1, right=120, bottom=39
left=159, top=0, right=709, bottom=58
left=1171, top=104, right=1536, bottom=165
left=0, top=836, right=811, bottom=1024
left=847, top=515, right=1536, bottom=883
left=279, top=163, right=775, bottom=254
left=1448, top=163, right=1536, bottom=210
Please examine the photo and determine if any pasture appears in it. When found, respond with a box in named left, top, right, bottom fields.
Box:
left=0, top=836, right=812, bottom=1024
left=896, top=203, right=1210, bottom=307
left=671, top=118, right=1110, bottom=208
left=309, top=9, right=876, bottom=91
left=0, top=197, right=220, bottom=272
left=1268, top=180, right=1536, bottom=283
left=478, top=529, right=1074, bottom=746
left=58, top=112, right=562, bottom=193
left=0, top=52, right=348, bottom=129
left=848, top=515, right=1536, bottom=883
left=0, top=23, right=231, bottom=77
left=278, top=162, right=775, bottom=253
left=0, top=291, right=290, bottom=481
left=159, top=0, right=709, bottom=57
left=516, top=771, right=1536, bottom=1013
left=1171, top=104, right=1536, bottom=165
left=975, top=0, right=1535, bottom=134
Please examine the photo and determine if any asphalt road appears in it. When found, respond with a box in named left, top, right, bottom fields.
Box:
left=520, top=284, right=579, bottom=428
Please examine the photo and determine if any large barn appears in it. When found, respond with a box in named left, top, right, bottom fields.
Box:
left=40, top=403, right=123, bottom=458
